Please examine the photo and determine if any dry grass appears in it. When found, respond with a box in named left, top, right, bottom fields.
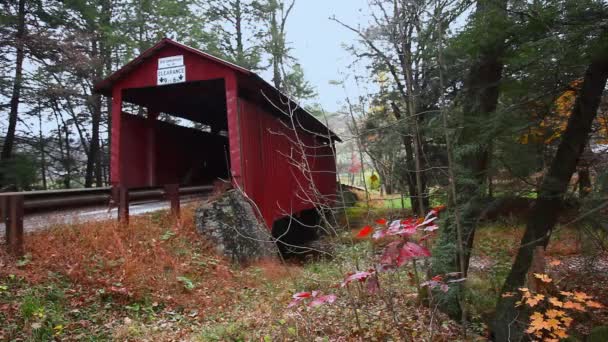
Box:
left=1, top=205, right=264, bottom=312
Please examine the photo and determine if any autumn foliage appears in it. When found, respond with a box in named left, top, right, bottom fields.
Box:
left=502, top=267, right=605, bottom=341
left=290, top=207, right=445, bottom=308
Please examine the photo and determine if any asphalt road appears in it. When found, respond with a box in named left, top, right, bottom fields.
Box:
left=0, top=195, right=205, bottom=238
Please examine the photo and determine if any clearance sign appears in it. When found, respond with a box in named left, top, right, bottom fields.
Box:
left=157, top=55, right=185, bottom=85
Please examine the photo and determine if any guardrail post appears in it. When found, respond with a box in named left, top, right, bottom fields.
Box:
left=118, top=186, right=129, bottom=224
left=111, top=186, right=120, bottom=207
left=1, top=196, right=7, bottom=250
left=6, top=195, right=24, bottom=256
left=164, top=184, right=180, bottom=218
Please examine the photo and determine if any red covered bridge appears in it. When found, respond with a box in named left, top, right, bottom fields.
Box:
left=94, top=38, right=339, bottom=235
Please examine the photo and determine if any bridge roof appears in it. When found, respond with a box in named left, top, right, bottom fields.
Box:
left=94, top=38, right=339, bottom=141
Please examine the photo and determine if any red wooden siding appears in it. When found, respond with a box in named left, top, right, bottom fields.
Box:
left=238, top=98, right=336, bottom=227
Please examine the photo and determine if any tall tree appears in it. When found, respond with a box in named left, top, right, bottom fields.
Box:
left=491, top=8, right=608, bottom=337
left=431, top=0, right=509, bottom=320
left=206, top=0, right=265, bottom=70
left=1, top=0, right=26, bottom=162
left=260, top=0, right=294, bottom=89
left=494, top=49, right=608, bottom=342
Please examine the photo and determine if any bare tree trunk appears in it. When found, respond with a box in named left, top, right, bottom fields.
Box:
left=38, top=107, right=47, bottom=190
left=493, top=53, right=608, bottom=342
left=235, top=0, right=245, bottom=64
left=85, top=39, right=103, bottom=188
left=97, top=0, right=111, bottom=187
left=1, top=0, right=26, bottom=162
left=270, top=7, right=281, bottom=89
left=63, top=124, right=72, bottom=189
left=104, top=46, right=113, bottom=186
left=391, top=102, right=424, bottom=214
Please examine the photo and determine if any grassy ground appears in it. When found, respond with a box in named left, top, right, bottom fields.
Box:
left=0, top=204, right=463, bottom=341
left=1, top=200, right=606, bottom=341
left=466, top=218, right=608, bottom=338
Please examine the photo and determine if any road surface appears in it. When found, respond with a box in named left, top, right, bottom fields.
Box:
left=0, top=195, right=205, bottom=238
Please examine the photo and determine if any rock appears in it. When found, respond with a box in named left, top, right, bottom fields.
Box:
left=194, top=190, right=278, bottom=264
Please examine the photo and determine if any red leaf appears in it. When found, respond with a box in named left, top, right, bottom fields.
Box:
left=401, top=218, right=415, bottom=225
left=389, top=220, right=401, bottom=230
left=396, top=226, right=417, bottom=236
left=375, top=218, right=387, bottom=225
left=423, top=224, right=439, bottom=232
left=432, top=275, right=443, bottom=282
left=293, top=292, right=312, bottom=298
left=309, top=294, right=337, bottom=307
left=433, top=205, right=447, bottom=213
left=397, top=242, right=431, bottom=265
left=397, top=245, right=414, bottom=266
left=380, top=241, right=401, bottom=265
left=416, top=216, right=437, bottom=228
left=356, top=225, right=373, bottom=238
left=405, top=242, right=431, bottom=257
left=372, top=229, right=387, bottom=240
left=288, top=291, right=312, bottom=308
left=341, top=270, right=374, bottom=287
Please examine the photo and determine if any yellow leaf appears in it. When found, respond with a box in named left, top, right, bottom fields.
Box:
left=545, top=309, right=565, bottom=318
left=548, top=260, right=561, bottom=266
left=533, top=273, right=552, bottom=283
left=502, top=292, right=515, bottom=298
left=573, top=291, right=592, bottom=302
left=531, top=312, right=544, bottom=321
left=548, top=297, right=563, bottom=308
left=519, top=287, right=530, bottom=292
left=527, top=294, right=545, bottom=307
left=563, top=301, right=586, bottom=312
left=561, top=316, right=573, bottom=327
left=560, top=291, right=573, bottom=297
left=586, top=300, right=604, bottom=309
left=555, top=329, right=568, bottom=338
left=527, top=313, right=550, bottom=332
left=546, top=318, right=562, bottom=330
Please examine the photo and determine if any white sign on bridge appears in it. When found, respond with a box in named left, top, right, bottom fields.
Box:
left=157, top=55, right=186, bottom=85
left=158, top=55, right=184, bottom=69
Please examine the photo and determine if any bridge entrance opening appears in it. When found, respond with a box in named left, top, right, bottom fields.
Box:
left=118, top=79, right=230, bottom=188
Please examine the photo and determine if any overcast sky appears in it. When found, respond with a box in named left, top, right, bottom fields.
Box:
left=260, top=0, right=372, bottom=113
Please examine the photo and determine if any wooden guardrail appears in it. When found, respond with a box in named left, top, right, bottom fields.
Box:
left=0, top=184, right=213, bottom=256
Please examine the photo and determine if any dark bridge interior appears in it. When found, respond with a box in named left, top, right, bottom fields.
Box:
left=119, top=79, right=231, bottom=188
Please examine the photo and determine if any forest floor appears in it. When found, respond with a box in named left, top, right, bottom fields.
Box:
left=0, top=203, right=606, bottom=341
